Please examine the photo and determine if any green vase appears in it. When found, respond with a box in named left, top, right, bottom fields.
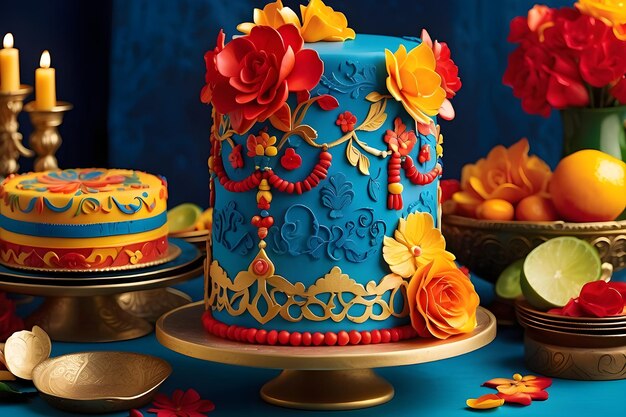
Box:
left=560, top=106, right=626, bottom=162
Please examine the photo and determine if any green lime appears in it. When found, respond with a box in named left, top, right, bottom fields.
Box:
left=167, top=203, right=203, bottom=233
left=520, top=237, right=601, bottom=310
left=495, top=259, right=524, bottom=300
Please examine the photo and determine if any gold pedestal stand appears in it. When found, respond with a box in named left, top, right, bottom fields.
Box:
left=0, top=243, right=203, bottom=342
left=156, top=303, right=496, bottom=410
left=23, top=101, right=72, bottom=171
left=0, top=86, right=34, bottom=176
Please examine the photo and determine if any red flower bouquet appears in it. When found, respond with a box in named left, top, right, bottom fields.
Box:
left=504, top=3, right=626, bottom=116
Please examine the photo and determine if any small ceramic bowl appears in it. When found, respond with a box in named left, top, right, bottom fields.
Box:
left=32, top=351, right=171, bottom=414
left=442, top=215, right=626, bottom=282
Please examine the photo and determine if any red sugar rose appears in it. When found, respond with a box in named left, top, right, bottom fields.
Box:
left=204, top=24, right=323, bottom=134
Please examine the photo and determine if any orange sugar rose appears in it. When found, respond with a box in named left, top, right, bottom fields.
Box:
left=452, top=138, right=551, bottom=217
left=407, top=259, right=479, bottom=339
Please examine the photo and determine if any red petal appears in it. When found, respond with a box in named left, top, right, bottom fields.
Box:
left=579, top=281, right=624, bottom=317
left=315, top=94, right=339, bottom=111
left=287, top=49, right=324, bottom=91
left=129, top=409, right=144, bottom=417
left=278, top=46, right=296, bottom=85
left=527, top=389, right=549, bottom=401
left=247, top=25, right=285, bottom=59
left=216, top=38, right=255, bottom=77
left=180, top=389, right=201, bottom=406
left=278, top=24, right=304, bottom=54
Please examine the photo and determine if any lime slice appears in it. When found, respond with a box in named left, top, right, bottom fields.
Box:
left=520, top=237, right=601, bottom=310
left=167, top=203, right=203, bottom=233
left=495, top=259, right=524, bottom=300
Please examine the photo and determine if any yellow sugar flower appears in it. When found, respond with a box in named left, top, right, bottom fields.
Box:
left=576, top=0, right=626, bottom=40
left=300, top=0, right=356, bottom=42
left=385, top=43, right=446, bottom=125
left=237, top=0, right=301, bottom=34
left=383, top=212, right=455, bottom=279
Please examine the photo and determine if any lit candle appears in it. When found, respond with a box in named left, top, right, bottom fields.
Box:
left=0, top=33, right=20, bottom=92
left=35, top=50, right=56, bottom=110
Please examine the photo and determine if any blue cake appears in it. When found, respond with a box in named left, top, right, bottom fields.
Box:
left=201, top=0, right=467, bottom=345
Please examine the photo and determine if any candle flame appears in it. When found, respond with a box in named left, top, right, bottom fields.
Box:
left=3, top=33, right=14, bottom=49
left=40, top=51, right=51, bottom=69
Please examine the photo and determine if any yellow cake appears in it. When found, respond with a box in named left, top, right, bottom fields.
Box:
left=0, top=168, right=168, bottom=270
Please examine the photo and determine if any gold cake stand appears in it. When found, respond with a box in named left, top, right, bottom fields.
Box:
left=156, top=303, right=496, bottom=410
left=0, top=241, right=203, bottom=343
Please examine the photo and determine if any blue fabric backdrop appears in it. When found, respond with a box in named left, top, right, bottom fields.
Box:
left=108, top=0, right=572, bottom=207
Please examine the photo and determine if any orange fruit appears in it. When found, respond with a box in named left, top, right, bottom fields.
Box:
left=476, top=199, right=515, bottom=221
left=515, top=194, right=558, bottom=221
left=549, top=150, right=626, bottom=222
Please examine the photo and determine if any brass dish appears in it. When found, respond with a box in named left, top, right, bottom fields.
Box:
left=442, top=215, right=626, bottom=282
left=524, top=334, right=626, bottom=380
left=156, top=302, right=496, bottom=410
left=1, top=243, right=181, bottom=274
left=516, top=309, right=626, bottom=333
left=516, top=299, right=626, bottom=324
left=32, top=351, right=171, bottom=414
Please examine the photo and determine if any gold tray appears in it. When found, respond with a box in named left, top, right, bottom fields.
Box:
left=1, top=242, right=181, bottom=274
left=0, top=242, right=203, bottom=342
left=156, top=302, right=496, bottom=410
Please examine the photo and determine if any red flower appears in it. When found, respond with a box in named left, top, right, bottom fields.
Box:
left=228, top=144, right=244, bottom=169
left=549, top=280, right=626, bottom=317
left=200, top=30, right=225, bottom=105
left=483, top=373, right=552, bottom=406
left=335, top=111, right=357, bottom=133
left=148, top=389, right=215, bottom=417
left=0, top=292, right=24, bottom=342
left=384, top=117, right=417, bottom=156
left=280, top=147, right=302, bottom=170
left=503, top=45, right=552, bottom=117
left=421, top=29, right=461, bottom=120
left=204, top=25, right=323, bottom=134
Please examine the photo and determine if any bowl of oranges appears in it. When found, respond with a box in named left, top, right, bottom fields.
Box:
left=441, top=139, right=626, bottom=283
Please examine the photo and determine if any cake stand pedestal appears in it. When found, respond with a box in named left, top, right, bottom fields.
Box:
left=0, top=240, right=203, bottom=342
left=156, top=303, right=496, bottom=410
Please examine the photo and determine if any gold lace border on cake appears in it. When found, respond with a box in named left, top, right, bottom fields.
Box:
left=206, top=247, right=408, bottom=324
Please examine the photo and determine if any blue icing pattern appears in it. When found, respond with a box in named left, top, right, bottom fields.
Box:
left=320, top=173, right=354, bottom=219
left=213, top=201, right=254, bottom=256
left=367, top=168, right=382, bottom=202
left=318, top=60, right=377, bottom=99
left=269, top=204, right=386, bottom=264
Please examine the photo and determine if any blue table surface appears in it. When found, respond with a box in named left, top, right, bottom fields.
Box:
left=4, top=268, right=626, bottom=416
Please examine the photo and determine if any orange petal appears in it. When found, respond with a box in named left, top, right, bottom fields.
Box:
left=466, top=394, right=505, bottom=409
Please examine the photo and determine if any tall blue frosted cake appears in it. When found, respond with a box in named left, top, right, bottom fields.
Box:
left=201, top=0, right=470, bottom=345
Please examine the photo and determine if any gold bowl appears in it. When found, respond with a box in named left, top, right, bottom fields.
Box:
left=442, top=215, right=626, bottom=282
left=32, top=351, right=171, bottom=414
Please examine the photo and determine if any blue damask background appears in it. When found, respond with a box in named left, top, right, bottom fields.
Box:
left=3, top=0, right=572, bottom=206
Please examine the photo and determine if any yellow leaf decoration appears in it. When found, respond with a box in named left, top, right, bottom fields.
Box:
left=346, top=138, right=361, bottom=167
left=365, top=91, right=386, bottom=102
left=358, top=153, right=371, bottom=176
left=358, top=99, right=388, bottom=132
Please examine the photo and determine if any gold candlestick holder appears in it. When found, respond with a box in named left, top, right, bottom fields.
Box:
left=0, top=85, right=34, bottom=176
left=24, top=101, right=72, bottom=172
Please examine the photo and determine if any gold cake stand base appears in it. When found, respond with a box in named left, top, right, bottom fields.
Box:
left=156, top=303, right=496, bottom=410
left=0, top=242, right=203, bottom=342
